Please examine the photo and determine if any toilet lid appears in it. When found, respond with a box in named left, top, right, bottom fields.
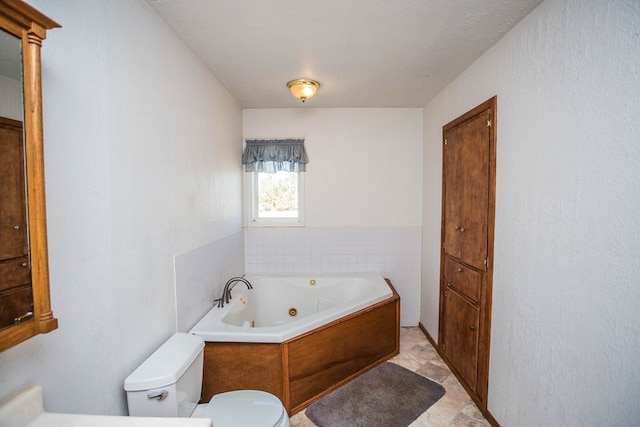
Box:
left=197, top=390, right=285, bottom=427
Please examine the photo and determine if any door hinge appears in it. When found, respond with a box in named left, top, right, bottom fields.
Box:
left=442, top=343, right=446, bottom=351
left=444, top=139, right=448, bottom=146
left=484, top=257, right=488, bottom=267
left=487, top=119, right=492, bottom=128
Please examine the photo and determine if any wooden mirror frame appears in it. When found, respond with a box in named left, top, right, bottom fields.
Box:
left=0, top=0, right=59, bottom=352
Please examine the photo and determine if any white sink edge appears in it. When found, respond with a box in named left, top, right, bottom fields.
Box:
left=0, top=385, right=212, bottom=427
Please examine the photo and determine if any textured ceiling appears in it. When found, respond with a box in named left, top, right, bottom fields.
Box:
left=144, top=0, right=542, bottom=108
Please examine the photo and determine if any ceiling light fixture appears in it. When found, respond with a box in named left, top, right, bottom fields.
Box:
left=287, top=79, right=320, bottom=103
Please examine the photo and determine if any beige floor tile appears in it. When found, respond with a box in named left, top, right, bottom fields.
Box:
left=289, top=327, right=491, bottom=427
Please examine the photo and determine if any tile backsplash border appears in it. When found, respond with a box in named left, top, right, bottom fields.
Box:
left=245, top=226, right=421, bottom=325
left=174, top=230, right=244, bottom=332
left=175, top=227, right=421, bottom=331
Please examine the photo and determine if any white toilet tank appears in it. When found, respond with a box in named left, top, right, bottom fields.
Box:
left=124, top=333, right=205, bottom=417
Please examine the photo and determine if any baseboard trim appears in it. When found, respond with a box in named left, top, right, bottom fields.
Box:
left=417, top=322, right=500, bottom=427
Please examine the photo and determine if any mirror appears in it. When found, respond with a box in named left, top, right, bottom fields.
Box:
left=0, top=0, right=59, bottom=352
left=0, top=27, right=30, bottom=331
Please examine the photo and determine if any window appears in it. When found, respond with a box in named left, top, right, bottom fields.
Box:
left=242, top=138, right=308, bottom=226
left=248, top=171, right=305, bottom=226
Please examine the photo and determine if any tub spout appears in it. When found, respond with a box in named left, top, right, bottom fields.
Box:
left=215, top=277, right=253, bottom=308
left=225, top=277, right=253, bottom=303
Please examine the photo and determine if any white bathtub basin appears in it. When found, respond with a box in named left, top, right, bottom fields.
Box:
left=190, top=274, right=393, bottom=343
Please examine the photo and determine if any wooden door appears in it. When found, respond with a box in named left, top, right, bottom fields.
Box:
left=439, top=97, right=496, bottom=411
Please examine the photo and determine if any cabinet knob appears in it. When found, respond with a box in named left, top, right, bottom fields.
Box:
left=470, top=325, right=475, bottom=330
left=14, top=225, right=20, bottom=230
left=460, top=227, right=465, bottom=232
left=457, top=268, right=463, bottom=272
left=22, top=262, right=28, bottom=267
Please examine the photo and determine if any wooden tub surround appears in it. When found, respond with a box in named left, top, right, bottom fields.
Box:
left=201, top=279, right=400, bottom=415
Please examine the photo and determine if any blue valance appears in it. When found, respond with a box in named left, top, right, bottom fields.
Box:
left=241, top=138, right=308, bottom=173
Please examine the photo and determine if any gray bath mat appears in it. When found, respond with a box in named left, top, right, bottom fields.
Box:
left=305, top=362, right=445, bottom=427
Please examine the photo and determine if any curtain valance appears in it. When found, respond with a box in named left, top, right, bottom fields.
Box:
left=241, top=138, right=308, bottom=173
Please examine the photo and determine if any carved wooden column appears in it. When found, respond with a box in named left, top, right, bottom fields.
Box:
left=23, top=25, right=57, bottom=333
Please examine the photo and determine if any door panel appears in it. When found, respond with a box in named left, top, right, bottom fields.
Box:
left=458, top=113, right=489, bottom=269
left=443, top=124, right=464, bottom=259
left=443, top=287, right=479, bottom=391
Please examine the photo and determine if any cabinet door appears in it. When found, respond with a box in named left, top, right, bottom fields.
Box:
left=0, top=119, right=28, bottom=260
left=442, top=287, right=480, bottom=391
left=443, top=122, right=465, bottom=260
left=443, top=112, right=490, bottom=270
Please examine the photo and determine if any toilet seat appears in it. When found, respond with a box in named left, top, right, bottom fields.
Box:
left=192, top=390, right=288, bottom=427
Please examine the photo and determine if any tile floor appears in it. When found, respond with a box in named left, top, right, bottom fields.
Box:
left=289, top=327, right=491, bottom=427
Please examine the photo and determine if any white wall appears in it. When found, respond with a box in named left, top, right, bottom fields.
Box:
left=0, top=0, right=243, bottom=416
left=243, top=108, right=423, bottom=324
left=421, top=0, right=640, bottom=425
left=244, top=108, right=423, bottom=227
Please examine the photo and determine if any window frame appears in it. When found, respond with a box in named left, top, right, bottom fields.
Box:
left=245, top=171, right=305, bottom=227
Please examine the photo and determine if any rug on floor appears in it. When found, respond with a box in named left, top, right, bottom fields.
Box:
left=305, top=362, right=446, bottom=427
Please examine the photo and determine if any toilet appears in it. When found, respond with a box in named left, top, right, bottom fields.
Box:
left=124, top=332, right=289, bottom=427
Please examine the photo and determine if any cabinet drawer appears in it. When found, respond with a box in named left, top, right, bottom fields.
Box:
left=0, top=284, right=33, bottom=330
left=444, top=257, right=481, bottom=303
left=0, top=257, right=31, bottom=292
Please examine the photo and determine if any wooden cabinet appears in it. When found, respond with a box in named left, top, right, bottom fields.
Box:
left=439, top=97, right=496, bottom=411
left=0, top=118, right=33, bottom=330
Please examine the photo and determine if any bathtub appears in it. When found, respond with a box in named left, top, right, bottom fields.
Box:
left=190, top=274, right=393, bottom=343
left=190, top=274, right=400, bottom=414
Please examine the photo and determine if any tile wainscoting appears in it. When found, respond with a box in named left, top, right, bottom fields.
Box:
left=174, top=230, right=245, bottom=332
left=245, top=227, right=421, bottom=325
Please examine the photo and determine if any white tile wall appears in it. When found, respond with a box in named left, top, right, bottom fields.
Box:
left=174, top=230, right=245, bottom=332
left=245, top=227, right=421, bottom=325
